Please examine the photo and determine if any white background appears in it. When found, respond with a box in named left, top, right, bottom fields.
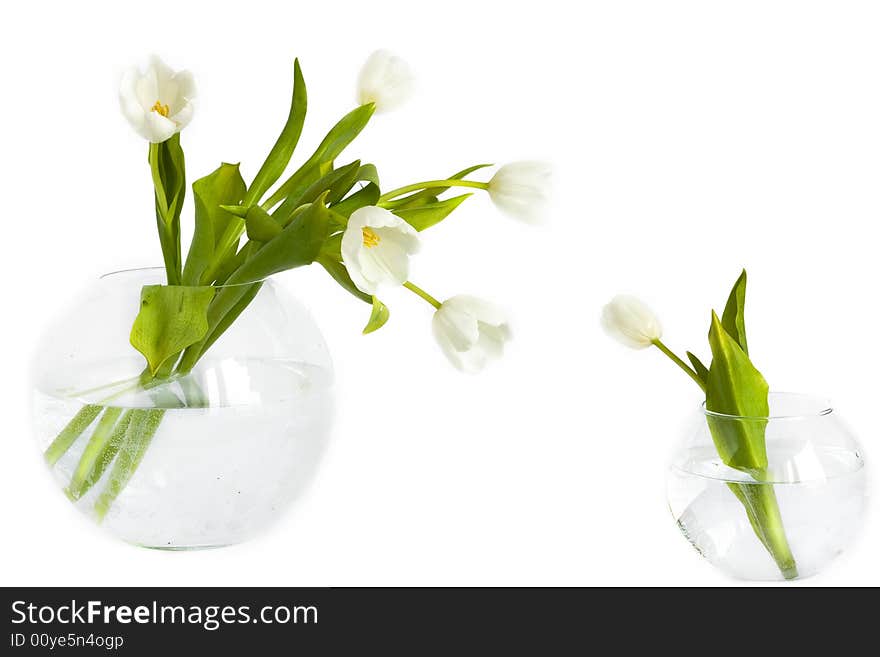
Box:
left=1, top=0, right=878, bottom=586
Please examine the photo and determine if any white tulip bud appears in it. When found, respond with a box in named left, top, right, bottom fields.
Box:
left=356, top=50, right=415, bottom=113
left=487, top=161, right=551, bottom=222
left=432, top=296, right=511, bottom=373
left=601, top=295, right=662, bottom=349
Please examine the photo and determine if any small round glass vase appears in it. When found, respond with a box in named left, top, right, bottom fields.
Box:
left=666, top=393, right=867, bottom=581
left=32, top=268, right=334, bottom=549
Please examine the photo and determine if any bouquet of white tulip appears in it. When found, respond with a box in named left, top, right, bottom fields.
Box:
left=602, top=271, right=798, bottom=579
left=44, top=51, right=550, bottom=520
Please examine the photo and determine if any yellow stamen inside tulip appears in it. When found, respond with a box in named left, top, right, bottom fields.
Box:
left=151, top=101, right=170, bottom=117
left=362, top=227, right=381, bottom=248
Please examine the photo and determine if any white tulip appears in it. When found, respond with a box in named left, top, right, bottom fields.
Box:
left=356, top=50, right=414, bottom=113
left=487, top=161, right=551, bottom=222
left=432, top=296, right=511, bottom=373
left=120, top=55, right=196, bottom=143
left=601, top=295, right=662, bottom=349
left=341, top=206, right=421, bottom=294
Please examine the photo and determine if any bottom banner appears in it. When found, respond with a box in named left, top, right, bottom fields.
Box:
left=0, top=586, right=856, bottom=652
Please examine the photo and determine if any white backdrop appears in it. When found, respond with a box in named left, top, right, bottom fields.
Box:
left=1, top=0, right=878, bottom=586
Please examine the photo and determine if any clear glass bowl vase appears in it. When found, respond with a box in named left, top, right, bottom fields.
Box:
left=32, top=268, right=334, bottom=549
left=666, top=392, right=867, bottom=580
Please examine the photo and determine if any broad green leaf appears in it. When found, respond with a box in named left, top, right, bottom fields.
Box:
left=263, top=103, right=376, bottom=210
left=179, top=196, right=327, bottom=371
left=227, top=194, right=332, bottom=285
left=356, top=163, right=380, bottom=187
left=320, top=232, right=343, bottom=261
left=705, top=311, right=769, bottom=472
left=218, top=204, right=248, bottom=218
left=332, top=182, right=380, bottom=218
left=686, top=351, right=709, bottom=384
left=130, top=285, right=216, bottom=375
left=317, top=255, right=371, bottom=303
left=245, top=205, right=282, bottom=242
left=363, top=296, right=390, bottom=334
left=183, top=163, right=247, bottom=285
left=243, top=59, right=308, bottom=207
left=272, top=160, right=362, bottom=225
left=721, top=269, right=749, bottom=354
left=210, top=241, right=248, bottom=285
left=202, top=283, right=263, bottom=355
left=394, top=194, right=472, bottom=231
left=708, top=278, right=797, bottom=578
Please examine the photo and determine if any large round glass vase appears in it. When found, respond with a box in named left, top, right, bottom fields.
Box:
left=32, top=268, right=334, bottom=549
left=666, top=393, right=867, bottom=581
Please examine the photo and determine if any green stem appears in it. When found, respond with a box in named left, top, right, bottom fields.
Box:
left=67, top=375, right=142, bottom=399
left=44, top=405, right=102, bottom=466
left=379, top=179, right=489, bottom=203
left=66, top=407, right=124, bottom=500
left=94, top=409, right=165, bottom=522
left=652, top=339, right=706, bottom=392
left=727, top=482, right=798, bottom=579
left=403, top=281, right=442, bottom=310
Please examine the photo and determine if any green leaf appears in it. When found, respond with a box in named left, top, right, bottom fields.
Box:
left=707, top=279, right=798, bottom=579
left=384, top=163, right=492, bottom=210
left=721, top=269, right=749, bottom=354
left=331, top=182, right=381, bottom=218
left=130, top=285, right=216, bottom=376
left=183, top=163, right=247, bottom=285
left=149, top=134, right=187, bottom=285
left=245, top=205, right=283, bottom=242
left=218, top=204, right=248, bottom=218
left=686, top=351, right=709, bottom=384
left=394, top=194, right=472, bottom=231
left=227, top=193, right=332, bottom=285
left=317, top=255, right=371, bottom=303
left=243, top=59, right=308, bottom=207
left=198, top=282, right=264, bottom=358
left=705, top=311, right=769, bottom=473
left=272, top=160, right=362, bottom=225
left=356, top=163, right=380, bottom=187
left=263, top=103, right=376, bottom=210
left=363, top=297, right=390, bottom=334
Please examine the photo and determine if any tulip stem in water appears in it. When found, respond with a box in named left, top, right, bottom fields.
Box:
left=404, top=281, right=442, bottom=309
left=651, top=339, right=706, bottom=392
left=379, top=179, right=489, bottom=203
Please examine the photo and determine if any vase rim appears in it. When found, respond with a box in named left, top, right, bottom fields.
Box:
left=701, top=391, right=833, bottom=421
left=100, top=266, right=268, bottom=288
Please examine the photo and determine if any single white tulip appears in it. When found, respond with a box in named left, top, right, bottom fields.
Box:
left=487, top=161, right=551, bottom=222
left=341, top=206, right=421, bottom=294
left=356, top=50, right=415, bottom=113
left=432, top=296, right=511, bottom=373
left=120, top=55, right=196, bottom=143
left=601, top=295, right=662, bottom=349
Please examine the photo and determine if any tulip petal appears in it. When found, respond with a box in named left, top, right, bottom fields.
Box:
left=356, top=50, right=415, bottom=113
left=144, top=110, right=178, bottom=144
